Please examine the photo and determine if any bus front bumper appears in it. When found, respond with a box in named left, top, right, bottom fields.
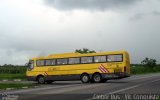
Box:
left=27, top=76, right=37, bottom=81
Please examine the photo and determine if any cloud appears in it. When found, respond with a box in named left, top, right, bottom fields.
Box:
left=130, top=13, right=145, bottom=21
left=153, top=11, right=160, bottom=16
left=130, top=10, right=160, bottom=21
left=0, top=0, right=160, bottom=65
left=44, top=0, right=140, bottom=11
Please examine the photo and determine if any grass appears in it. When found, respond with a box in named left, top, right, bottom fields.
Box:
left=0, top=83, right=36, bottom=89
left=131, top=66, right=160, bottom=74
left=0, top=73, right=26, bottom=80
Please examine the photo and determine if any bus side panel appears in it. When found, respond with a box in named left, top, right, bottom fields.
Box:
left=26, top=51, right=130, bottom=81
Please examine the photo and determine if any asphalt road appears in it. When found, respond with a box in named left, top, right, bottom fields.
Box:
left=0, top=73, right=160, bottom=100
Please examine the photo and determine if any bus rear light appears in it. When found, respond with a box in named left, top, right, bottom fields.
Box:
left=124, top=66, right=126, bottom=72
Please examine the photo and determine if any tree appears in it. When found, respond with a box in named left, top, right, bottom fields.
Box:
left=141, top=57, right=157, bottom=67
left=75, top=48, right=96, bottom=54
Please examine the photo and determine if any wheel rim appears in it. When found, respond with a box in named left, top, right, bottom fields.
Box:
left=94, top=75, right=101, bottom=82
left=39, top=77, right=44, bottom=84
left=82, top=75, right=89, bottom=83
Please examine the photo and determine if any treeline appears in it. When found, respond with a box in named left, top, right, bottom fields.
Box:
left=131, top=57, right=160, bottom=74
left=0, top=64, right=27, bottom=74
left=131, top=64, right=160, bottom=66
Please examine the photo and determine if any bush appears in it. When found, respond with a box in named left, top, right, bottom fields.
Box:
left=0, top=65, right=26, bottom=74
left=141, top=57, right=156, bottom=67
left=131, top=65, right=160, bottom=74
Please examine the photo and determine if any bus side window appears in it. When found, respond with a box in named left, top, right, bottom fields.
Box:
left=37, top=60, right=45, bottom=66
left=94, top=56, right=106, bottom=63
left=107, top=55, right=123, bottom=62
left=50, top=59, right=56, bottom=65
left=45, top=60, right=51, bottom=66
left=57, top=58, right=68, bottom=65
left=81, top=57, right=93, bottom=64
left=45, top=59, right=56, bottom=66
left=69, top=58, right=80, bottom=64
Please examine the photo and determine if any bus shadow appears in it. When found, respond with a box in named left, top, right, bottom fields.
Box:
left=51, top=83, right=81, bottom=85
left=51, top=81, right=129, bottom=85
left=36, top=81, right=83, bottom=85
left=107, top=81, right=129, bottom=83
left=32, top=81, right=129, bottom=86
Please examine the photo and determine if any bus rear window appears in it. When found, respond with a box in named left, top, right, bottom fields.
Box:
left=107, top=55, right=123, bottom=62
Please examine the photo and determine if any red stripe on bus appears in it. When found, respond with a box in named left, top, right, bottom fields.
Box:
left=99, top=66, right=107, bottom=73
left=98, top=68, right=105, bottom=73
left=100, top=64, right=109, bottom=73
left=44, top=72, right=48, bottom=76
left=100, top=66, right=107, bottom=73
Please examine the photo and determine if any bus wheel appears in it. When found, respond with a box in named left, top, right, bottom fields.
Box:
left=46, top=81, right=54, bottom=84
left=81, top=74, right=90, bottom=83
left=37, top=76, right=45, bottom=84
left=92, top=73, right=102, bottom=83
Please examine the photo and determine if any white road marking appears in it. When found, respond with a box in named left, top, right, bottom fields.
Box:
left=13, top=79, right=21, bottom=82
left=121, top=73, right=160, bottom=81
left=22, top=87, right=28, bottom=89
left=86, top=74, right=160, bottom=100
left=1, top=84, right=82, bottom=94
left=2, top=79, right=8, bottom=82
left=108, top=78, right=160, bottom=94
left=6, top=88, right=14, bottom=90
left=38, top=84, right=104, bottom=94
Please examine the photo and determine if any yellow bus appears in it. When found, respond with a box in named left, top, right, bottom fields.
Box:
left=26, top=50, right=130, bottom=84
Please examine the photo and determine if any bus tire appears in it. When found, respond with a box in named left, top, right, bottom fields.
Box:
left=80, top=74, right=90, bottom=83
left=37, top=75, right=45, bottom=84
left=92, top=73, right=102, bottom=83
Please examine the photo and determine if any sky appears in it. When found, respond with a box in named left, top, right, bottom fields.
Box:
left=0, top=0, right=160, bottom=65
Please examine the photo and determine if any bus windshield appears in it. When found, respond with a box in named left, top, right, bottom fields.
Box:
left=27, top=60, right=34, bottom=71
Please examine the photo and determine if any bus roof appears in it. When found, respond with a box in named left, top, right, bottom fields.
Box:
left=31, top=50, right=127, bottom=60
